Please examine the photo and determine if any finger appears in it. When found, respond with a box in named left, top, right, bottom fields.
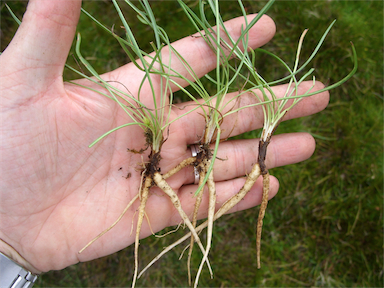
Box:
left=164, top=132, right=315, bottom=186
left=0, top=0, right=81, bottom=100
left=174, top=81, right=329, bottom=144
left=160, top=14, right=276, bottom=90
left=107, top=14, right=276, bottom=95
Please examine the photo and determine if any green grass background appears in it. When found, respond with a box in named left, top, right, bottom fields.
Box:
left=1, top=0, right=383, bottom=287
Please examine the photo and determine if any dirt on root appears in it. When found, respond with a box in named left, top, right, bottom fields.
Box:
left=193, top=143, right=213, bottom=172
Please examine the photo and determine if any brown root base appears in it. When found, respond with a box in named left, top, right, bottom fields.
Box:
left=258, top=139, right=269, bottom=176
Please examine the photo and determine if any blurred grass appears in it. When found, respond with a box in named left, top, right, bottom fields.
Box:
left=1, top=0, right=383, bottom=287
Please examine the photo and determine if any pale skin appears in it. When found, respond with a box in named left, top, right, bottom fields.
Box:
left=0, top=0, right=329, bottom=275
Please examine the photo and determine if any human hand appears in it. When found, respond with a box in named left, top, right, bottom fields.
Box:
left=0, top=0, right=329, bottom=273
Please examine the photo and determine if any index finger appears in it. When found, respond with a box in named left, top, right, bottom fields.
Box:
left=108, top=14, right=276, bottom=94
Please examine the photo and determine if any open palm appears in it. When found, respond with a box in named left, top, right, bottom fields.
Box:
left=0, top=0, right=328, bottom=273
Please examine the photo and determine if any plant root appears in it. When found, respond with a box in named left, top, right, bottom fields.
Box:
left=194, top=158, right=216, bottom=288
left=132, top=175, right=152, bottom=288
left=139, top=163, right=261, bottom=279
left=256, top=139, right=270, bottom=269
left=256, top=171, right=269, bottom=269
left=163, top=156, right=196, bottom=180
left=78, top=193, right=140, bottom=254
left=187, top=163, right=206, bottom=285
left=186, top=142, right=213, bottom=285
left=152, top=172, right=213, bottom=277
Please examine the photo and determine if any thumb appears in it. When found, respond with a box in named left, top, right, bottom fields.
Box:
left=0, top=0, right=81, bottom=95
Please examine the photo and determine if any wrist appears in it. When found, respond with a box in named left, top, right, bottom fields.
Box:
left=0, top=239, right=42, bottom=275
